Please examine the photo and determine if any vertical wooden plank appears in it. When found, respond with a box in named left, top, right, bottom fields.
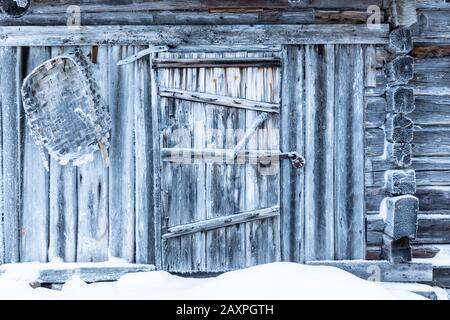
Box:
left=205, top=52, right=227, bottom=272
left=364, top=45, right=377, bottom=88
left=109, top=46, right=136, bottom=262
left=150, top=51, right=162, bottom=269
left=263, top=51, right=281, bottom=264
left=48, top=46, right=78, bottom=263
left=335, top=45, right=366, bottom=260
left=21, top=47, right=50, bottom=262
left=76, top=46, right=109, bottom=262
left=135, top=46, right=153, bottom=264
left=177, top=56, right=196, bottom=273
left=224, top=52, right=246, bottom=271
left=0, top=78, right=3, bottom=264
left=188, top=51, right=206, bottom=273
left=243, top=53, right=263, bottom=268
left=0, top=47, right=21, bottom=263
left=304, top=44, right=335, bottom=262
left=280, top=45, right=304, bottom=263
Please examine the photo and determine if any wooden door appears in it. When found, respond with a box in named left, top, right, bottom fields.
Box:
left=153, top=50, right=282, bottom=273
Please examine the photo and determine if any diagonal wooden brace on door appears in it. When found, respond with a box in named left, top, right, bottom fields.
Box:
left=162, top=206, right=280, bottom=239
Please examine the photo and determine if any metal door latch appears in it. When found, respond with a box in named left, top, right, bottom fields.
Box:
left=279, top=152, right=305, bottom=169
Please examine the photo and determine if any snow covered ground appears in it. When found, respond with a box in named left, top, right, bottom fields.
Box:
left=0, top=262, right=433, bottom=300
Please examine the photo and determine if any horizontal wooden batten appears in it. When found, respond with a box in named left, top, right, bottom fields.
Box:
left=160, top=88, right=279, bottom=113
left=153, top=57, right=281, bottom=68
left=161, top=148, right=284, bottom=164
left=0, top=25, right=389, bottom=47
left=162, top=206, right=280, bottom=239
left=306, top=260, right=433, bottom=283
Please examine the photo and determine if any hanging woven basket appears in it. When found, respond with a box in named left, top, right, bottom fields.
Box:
left=21, top=48, right=111, bottom=170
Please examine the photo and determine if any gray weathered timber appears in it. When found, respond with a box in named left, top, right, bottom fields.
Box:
left=412, top=10, right=450, bottom=44
left=0, top=25, right=389, bottom=47
left=76, top=46, right=109, bottom=262
left=365, top=97, right=387, bottom=129
left=367, top=214, right=450, bottom=245
left=385, top=169, right=416, bottom=195
left=150, top=52, right=162, bottom=269
left=388, top=27, right=413, bottom=54
left=108, top=46, right=135, bottom=262
left=306, top=260, right=433, bottom=282
left=304, top=44, right=335, bottom=261
left=233, top=113, right=270, bottom=158
left=1, top=1, right=384, bottom=12
left=387, top=142, right=412, bottom=167
left=434, top=266, right=450, bottom=289
left=162, top=206, right=280, bottom=239
left=47, top=46, right=78, bottom=263
left=335, top=44, right=365, bottom=260
left=154, top=57, right=281, bottom=68
left=280, top=45, right=304, bottom=263
left=364, top=45, right=377, bottom=88
left=367, top=245, right=441, bottom=260
left=0, top=46, right=20, bottom=263
left=0, top=264, right=156, bottom=284
left=382, top=235, right=412, bottom=263
left=385, top=55, right=414, bottom=85
left=366, top=185, right=450, bottom=213
left=159, top=88, right=279, bottom=113
left=49, top=161, right=78, bottom=262
left=161, top=148, right=284, bottom=164
left=386, top=86, right=415, bottom=114
left=410, top=56, right=450, bottom=96
left=390, top=0, right=418, bottom=27
left=117, top=45, right=168, bottom=65
left=367, top=126, right=450, bottom=157
left=135, top=50, right=153, bottom=264
left=385, top=113, right=414, bottom=143
left=380, top=195, right=419, bottom=240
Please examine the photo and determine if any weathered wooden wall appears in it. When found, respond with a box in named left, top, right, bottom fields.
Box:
left=366, top=0, right=450, bottom=258
left=0, top=45, right=154, bottom=264
left=1, top=0, right=387, bottom=26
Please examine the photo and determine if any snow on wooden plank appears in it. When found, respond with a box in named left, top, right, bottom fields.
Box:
left=0, top=25, right=389, bottom=47
left=0, top=264, right=156, bottom=284
left=307, top=260, right=433, bottom=282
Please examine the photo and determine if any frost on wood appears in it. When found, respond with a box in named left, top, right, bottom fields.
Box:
left=385, top=56, right=414, bottom=85
left=387, top=142, right=412, bottom=167
left=21, top=48, right=111, bottom=169
left=385, top=113, right=413, bottom=143
left=380, top=195, right=419, bottom=240
left=388, top=27, right=413, bottom=54
left=385, top=169, right=416, bottom=195
left=390, top=0, right=418, bottom=28
left=386, top=86, right=415, bottom=114
left=382, top=235, right=412, bottom=263
left=0, top=0, right=30, bottom=16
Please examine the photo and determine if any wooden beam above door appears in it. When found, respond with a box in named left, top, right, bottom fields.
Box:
left=0, top=24, right=389, bottom=47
